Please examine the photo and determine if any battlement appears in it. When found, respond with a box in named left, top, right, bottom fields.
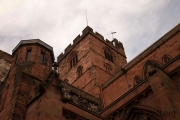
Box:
left=57, top=26, right=124, bottom=63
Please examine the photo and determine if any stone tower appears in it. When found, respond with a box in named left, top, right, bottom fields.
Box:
left=0, top=24, right=180, bottom=120
left=57, top=26, right=127, bottom=98
left=12, top=39, right=54, bottom=80
left=0, top=39, right=55, bottom=120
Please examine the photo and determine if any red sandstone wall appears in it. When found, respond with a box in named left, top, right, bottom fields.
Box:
left=103, top=30, right=180, bottom=107
left=102, top=90, right=160, bottom=118
left=0, top=52, right=14, bottom=120
left=58, top=36, right=91, bottom=79
left=26, top=77, right=102, bottom=120
left=0, top=66, right=17, bottom=119
left=60, top=50, right=93, bottom=84
left=13, top=44, right=53, bottom=80
left=90, top=34, right=127, bottom=68
left=25, top=99, right=40, bottom=120
left=58, top=33, right=127, bottom=98
left=96, top=67, right=112, bottom=85
left=0, top=50, right=12, bottom=63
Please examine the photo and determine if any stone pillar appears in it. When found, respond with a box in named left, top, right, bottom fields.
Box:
left=146, top=64, right=180, bottom=120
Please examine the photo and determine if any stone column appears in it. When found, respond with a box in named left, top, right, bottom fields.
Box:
left=146, top=64, right=180, bottom=120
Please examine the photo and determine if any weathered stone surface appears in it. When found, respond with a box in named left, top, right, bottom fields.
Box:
left=0, top=58, right=11, bottom=84
left=0, top=24, right=180, bottom=120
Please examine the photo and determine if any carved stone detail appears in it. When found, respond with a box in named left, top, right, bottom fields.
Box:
left=60, top=84, right=101, bottom=113
left=61, top=87, right=72, bottom=102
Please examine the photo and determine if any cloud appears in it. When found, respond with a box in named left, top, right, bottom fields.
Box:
left=0, top=0, right=180, bottom=62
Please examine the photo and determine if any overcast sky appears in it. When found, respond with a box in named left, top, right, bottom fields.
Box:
left=0, top=0, right=180, bottom=62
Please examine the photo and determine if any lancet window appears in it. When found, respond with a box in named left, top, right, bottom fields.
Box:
left=104, top=48, right=114, bottom=62
left=40, top=52, right=45, bottom=65
left=69, top=52, right=78, bottom=68
left=104, top=63, right=111, bottom=74
left=26, top=50, right=31, bottom=61
left=77, top=66, right=83, bottom=78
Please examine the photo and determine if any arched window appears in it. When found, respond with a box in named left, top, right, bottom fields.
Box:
left=69, top=52, right=78, bottom=68
left=163, top=55, right=171, bottom=64
left=77, top=66, right=83, bottom=78
left=25, top=50, right=31, bottom=61
left=104, top=48, right=114, bottom=62
left=104, top=63, right=112, bottom=74
left=40, top=52, right=45, bottom=65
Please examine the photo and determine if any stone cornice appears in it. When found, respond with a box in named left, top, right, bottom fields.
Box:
left=60, top=80, right=101, bottom=105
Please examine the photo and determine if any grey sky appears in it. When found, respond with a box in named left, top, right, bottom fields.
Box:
left=0, top=0, right=180, bottom=62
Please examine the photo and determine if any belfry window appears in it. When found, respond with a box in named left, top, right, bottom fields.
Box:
left=69, top=52, right=78, bottom=68
left=40, top=52, right=45, bottom=64
left=77, top=66, right=83, bottom=78
left=104, top=48, right=114, bottom=62
left=26, top=50, right=31, bottom=61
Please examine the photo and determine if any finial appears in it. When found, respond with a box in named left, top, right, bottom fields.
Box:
left=107, top=31, right=116, bottom=40
left=85, top=10, right=88, bottom=26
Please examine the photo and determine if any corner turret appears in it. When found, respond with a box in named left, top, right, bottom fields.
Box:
left=12, top=39, right=54, bottom=80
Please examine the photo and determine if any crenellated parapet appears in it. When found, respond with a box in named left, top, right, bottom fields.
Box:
left=57, top=26, right=124, bottom=63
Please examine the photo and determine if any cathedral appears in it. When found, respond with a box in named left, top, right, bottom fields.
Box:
left=0, top=23, right=180, bottom=120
